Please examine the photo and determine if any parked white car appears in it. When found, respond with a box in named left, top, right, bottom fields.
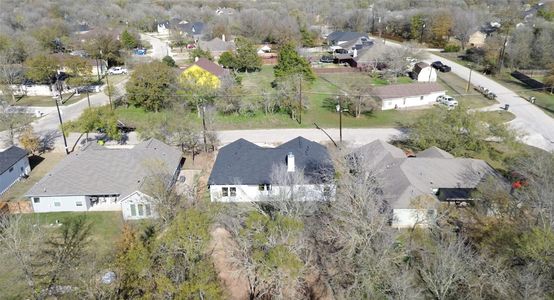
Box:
left=436, top=95, right=458, bottom=109
left=108, top=67, right=128, bottom=75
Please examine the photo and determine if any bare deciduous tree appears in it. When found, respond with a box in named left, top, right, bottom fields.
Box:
left=0, top=214, right=42, bottom=298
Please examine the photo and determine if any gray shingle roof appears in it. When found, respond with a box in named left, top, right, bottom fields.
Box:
left=208, top=137, right=334, bottom=185
left=372, top=83, right=446, bottom=100
left=26, top=139, right=182, bottom=199
left=417, top=146, right=454, bottom=159
left=327, top=32, right=368, bottom=44
left=0, top=146, right=28, bottom=175
left=352, top=140, right=498, bottom=209
left=198, top=38, right=235, bottom=53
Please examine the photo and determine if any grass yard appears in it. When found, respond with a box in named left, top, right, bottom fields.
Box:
left=496, top=72, right=554, bottom=117
left=1, top=152, right=66, bottom=202
left=117, top=68, right=428, bottom=130
left=437, top=71, right=497, bottom=109
left=14, top=92, right=86, bottom=107
left=0, top=211, right=123, bottom=299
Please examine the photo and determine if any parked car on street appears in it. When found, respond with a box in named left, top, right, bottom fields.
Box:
left=431, top=61, right=451, bottom=72
left=108, top=67, right=128, bottom=75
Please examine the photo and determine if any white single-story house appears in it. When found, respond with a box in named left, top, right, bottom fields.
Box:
left=349, top=140, right=499, bottom=228
left=411, top=62, right=437, bottom=82
left=373, top=82, right=446, bottom=110
left=26, top=139, right=184, bottom=220
left=0, top=145, right=30, bottom=196
left=208, top=137, right=335, bottom=202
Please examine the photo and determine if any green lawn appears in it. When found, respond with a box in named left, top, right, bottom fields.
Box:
left=117, top=68, right=427, bottom=130
left=437, top=71, right=497, bottom=109
left=14, top=93, right=86, bottom=107
left=1, top=152, right=66, bottom=202
left=0, top=211, right=123, bottom=299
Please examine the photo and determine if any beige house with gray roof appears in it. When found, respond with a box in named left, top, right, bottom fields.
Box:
left=26, top=139, right=183, bottom=220
left=351, top=140, right=499, bottom=228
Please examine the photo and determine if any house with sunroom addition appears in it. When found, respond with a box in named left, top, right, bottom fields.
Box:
left=26, top=139, right=184, bottom=220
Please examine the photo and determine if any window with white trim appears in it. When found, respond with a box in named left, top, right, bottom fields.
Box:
left=130, top=204, right=137, bottom=216
left=258, top=184, right=271, bottom=191
left=145, top=204, right=151, bottom=216
left=54, top=202, right=61, bottom=207
left=33, top=197, right=40, bottom=203
left=230, top=187, right=236, bottom=197
left=76, top=202, right=83, bottom=207
left=222, top=187, right=229, bottom=197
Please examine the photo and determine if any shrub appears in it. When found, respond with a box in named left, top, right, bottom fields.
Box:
left=443, top=44, right=461, bottom=53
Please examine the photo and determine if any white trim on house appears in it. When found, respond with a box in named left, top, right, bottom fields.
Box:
left=209, top=184, right=334, bottom=202
left=31, top=195, right=91, bottom=213
left=121, top=191, right=157, bottom=220
left=381, top=91, right=446, bottom=110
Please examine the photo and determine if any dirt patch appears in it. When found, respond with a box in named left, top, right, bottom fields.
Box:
left=210, top=227, right=249, bottom=300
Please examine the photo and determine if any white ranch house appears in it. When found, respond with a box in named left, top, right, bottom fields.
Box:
left=373, top=82, right=446, bottom=110
left=26, top=139, right=184, bottom=220
left=208, top=137, right=335, bottom=203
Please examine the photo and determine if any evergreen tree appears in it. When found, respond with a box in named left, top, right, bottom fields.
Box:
left=274, top=42, right=315, bottom=81
left=234, top=37, right=262, bottom=72
left=162, top=55, right=177, bottom=67
left=121, top=30, right=138, bottom=49
left=218, top=51, right=236, bottom=69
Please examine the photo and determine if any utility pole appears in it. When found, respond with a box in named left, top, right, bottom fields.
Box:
left=336, top=96, right=343, bottom=144
left=466, top=65, right=473, bottom=92
left=100, top=50, right=113, bottom=110
left=201, top=104, right=208, bottom=152
left=55, top=74, right=69, bottom=154
left=298, top=76, right=302, bottom=124
left=105, top=69, right=113, bottom=110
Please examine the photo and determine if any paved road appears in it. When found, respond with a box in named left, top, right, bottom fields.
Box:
left=140, top=33, right=171, bottom=60
left=424, top=53, right=554, bottom=151
left=217, top=128, right=406, bottom=147
left=45, top=128, right=405, bottom=152
left=376, top=36, right=554, bottom=152
left=0, top=80, right=127, bottom=150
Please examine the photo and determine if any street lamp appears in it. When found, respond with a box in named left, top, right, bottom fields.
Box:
left=336, top=96, right=347, bottom=143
